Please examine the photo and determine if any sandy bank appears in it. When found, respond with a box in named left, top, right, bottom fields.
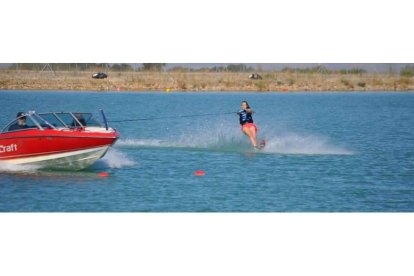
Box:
left=1, top=70, right=413, bottom=92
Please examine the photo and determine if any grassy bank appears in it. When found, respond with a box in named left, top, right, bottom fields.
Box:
left=1, top=70, right=413, bottom=92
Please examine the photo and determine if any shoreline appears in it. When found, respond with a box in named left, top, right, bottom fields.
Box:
left=2, top=89, right=414, bottom=94
left=1, top=70, right=413, bottom=92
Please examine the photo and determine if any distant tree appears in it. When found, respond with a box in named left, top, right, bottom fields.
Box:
left=111, top=64, right=122, bottom=71
left=120, top=63, right=133, bottom=71
left=77, top=63, right=99, bottom=71
left=16, top=63, right=42, bottom=70
left=169, top=66, right=191, bottom=72
left=281, top=65, right=331, bottom=74
left=281, top=67, right=294, bottom=73
left=400, top=65, right=414, bottom=77
left=211, top=66, right=226, bottom=72
left=226, top=64, right=248, bottom=72
left=194, top=67, right=211, bottom=72
left=111, top=63, right=133, bottom=71
left=339, top=68, right=367, bottom=75
left=225, top=64, right=255, bottom=72
left=96, top=63, right=110, bottom=71
left=142, top=63, right=166, bottom=71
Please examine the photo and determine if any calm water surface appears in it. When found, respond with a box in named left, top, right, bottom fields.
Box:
left=0, top=90, right=413, bottom=211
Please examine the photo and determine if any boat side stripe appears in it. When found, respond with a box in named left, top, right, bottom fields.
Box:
left=0, top=145, right=114, bottom=160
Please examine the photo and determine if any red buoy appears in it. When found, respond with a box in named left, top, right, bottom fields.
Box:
left=194, top=170, right=205, bottom=176
left=98, top=172, right=109, bottom=177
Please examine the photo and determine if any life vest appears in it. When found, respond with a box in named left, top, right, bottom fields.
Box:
left=239, top=110, right=254, bottom=125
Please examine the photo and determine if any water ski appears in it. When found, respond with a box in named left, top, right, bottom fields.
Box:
left=255, top=139, right=266, bottom=150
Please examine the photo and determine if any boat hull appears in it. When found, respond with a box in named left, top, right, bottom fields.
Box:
left=1, top=145, right=111, bottom=170
left=0, top=128, right=119, bottom=170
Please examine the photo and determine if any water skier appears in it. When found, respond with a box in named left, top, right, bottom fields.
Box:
left=238, top=101, right=264, bottom=149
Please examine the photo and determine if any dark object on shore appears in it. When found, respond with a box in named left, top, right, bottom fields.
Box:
left=249, top=73, right=262, bottom=80
left=92, top=72, right=108, bottom=79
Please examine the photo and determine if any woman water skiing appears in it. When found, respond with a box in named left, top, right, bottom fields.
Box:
left=238, top=100, right=264, bottom=149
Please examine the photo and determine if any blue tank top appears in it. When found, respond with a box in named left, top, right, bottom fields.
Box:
left=239, top=110, right=254, bottom=125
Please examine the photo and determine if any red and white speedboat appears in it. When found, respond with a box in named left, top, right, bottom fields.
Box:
left=0, top=110, right=119, bottom=170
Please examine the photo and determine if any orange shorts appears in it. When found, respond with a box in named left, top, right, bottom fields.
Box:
left=241, top=123, right=258, bottom=133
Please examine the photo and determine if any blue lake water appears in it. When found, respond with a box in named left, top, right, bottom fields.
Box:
left=0, top=90, right=413, bottom=211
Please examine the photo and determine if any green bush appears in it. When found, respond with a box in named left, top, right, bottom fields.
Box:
left=339, top=68, right=367, bottom=75
left=281, top=65, right=330, bottom=74
left=373, top=78, right=383, bottom=86
left=340, top=79, right=354, bottom=88
left=340, top=79, right=350, bottom=86
left=176, top=80, right=187, bottom=90
left=400, top=66, right=414, bottom=77
left=142, top=63, right=166, bottom=71
left=255, top=81, right=266, bottom=91
left=398, top=78, right=411, bottom=86
left=226, top=64, right=253, bottom=72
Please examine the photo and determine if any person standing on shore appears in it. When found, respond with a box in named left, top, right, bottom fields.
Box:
left=237, top=100, right=259, bottom=148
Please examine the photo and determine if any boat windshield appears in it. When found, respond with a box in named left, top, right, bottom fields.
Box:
left=34, top=113, right=64, bottom=128
left=37, top=112, right=102, bottom=128
left=1, top=111, right=104, bottom=133
left=77, top=113, right=102, bottom=127
left=1, top=115, right=40, bottom=133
